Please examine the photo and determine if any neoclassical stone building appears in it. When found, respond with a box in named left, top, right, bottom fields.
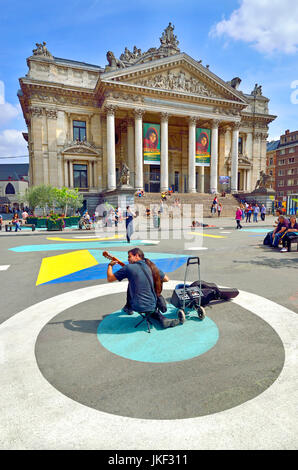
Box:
left=18, top=25, right=276, bottom=200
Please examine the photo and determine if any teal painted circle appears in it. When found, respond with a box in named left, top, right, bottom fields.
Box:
left=97, top=304, right=219, bottom=363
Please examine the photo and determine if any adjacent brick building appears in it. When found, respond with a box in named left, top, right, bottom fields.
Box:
left=275, top=130, right=298, bottom=199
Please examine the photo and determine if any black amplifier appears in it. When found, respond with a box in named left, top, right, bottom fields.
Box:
left=171, top=285, right=203, bottom=307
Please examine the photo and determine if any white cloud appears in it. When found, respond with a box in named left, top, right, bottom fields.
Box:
left=0, top=129, right=28, bottom=158
left=0, top=80, right=21, bottom=126
left=211, top=0, right=298, bottom=54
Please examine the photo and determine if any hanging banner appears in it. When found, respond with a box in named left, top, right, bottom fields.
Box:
left=219, top=176, right=230, bottom=185
left=143, top=123, right=161, bottom=165
left=196, top=128, right=211, bottom=166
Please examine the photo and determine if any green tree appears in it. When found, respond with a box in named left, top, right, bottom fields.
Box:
left=53, top=187, right=83, bottom=215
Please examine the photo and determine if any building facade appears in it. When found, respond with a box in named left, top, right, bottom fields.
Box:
left=275, top=129, right=298, bottom=199
left=266, top=140, right=279, bottom=190
left=18, top=25, right=276, bottom=198
left=0, top=163, right=29, bottom=210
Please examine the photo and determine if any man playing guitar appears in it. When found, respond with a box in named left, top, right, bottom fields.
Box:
left=106, top=248, right=185, bottom=328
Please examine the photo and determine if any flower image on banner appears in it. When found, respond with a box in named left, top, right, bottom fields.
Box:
left=196, top=128, right=211, bottom=166
left=143, top=123, right=161, bottom=165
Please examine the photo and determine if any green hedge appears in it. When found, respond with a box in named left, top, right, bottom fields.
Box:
left=27, top=216, right=80, bottom=228
left=46, top=219, right=64, bottom=231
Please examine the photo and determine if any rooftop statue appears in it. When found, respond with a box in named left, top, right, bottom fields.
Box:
left=252, top=83, right=263, bottom=96
left=32, top=42, right=53, bottom=59
left=108, top=23, right=180, bottom=69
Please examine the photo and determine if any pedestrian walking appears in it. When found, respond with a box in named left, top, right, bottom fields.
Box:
left=235, top=207, right=243, bottom=229
left=261, top=204, right=266, bottom=221
left=124, top=206, right=135, bottom=243
left=253, top=204, right=260, bottom=222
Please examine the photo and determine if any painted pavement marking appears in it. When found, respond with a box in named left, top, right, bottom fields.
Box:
left=188, top=232, right=226, bottom=239
left=0, top=281, right=296, bottom=449
left=0, top=265, right=10, bottom=271
left=9, top=240, right=160, bottom=253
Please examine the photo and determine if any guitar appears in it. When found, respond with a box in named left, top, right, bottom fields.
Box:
left=103, top=251, right=125, bottom=267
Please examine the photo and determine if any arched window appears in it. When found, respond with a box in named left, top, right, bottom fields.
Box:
left=5, top=183, right=15, bottom=194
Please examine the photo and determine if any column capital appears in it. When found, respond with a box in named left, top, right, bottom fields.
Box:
left=45, top=108, right=58, bottom=119
left=211, top=119, right=220, bottom=129
left=134, top=108, right=145, bottom=119
left=104, top=104, right=117, bottom=116
left=232, top=121, right=241, bottom=131
left=161, top=112, right=170, bottom=123
left=30, top=106, right=44, bottom=117
left=188, top=116, right=197, bottom=126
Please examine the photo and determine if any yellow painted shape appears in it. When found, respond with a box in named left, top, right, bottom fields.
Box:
left=188, top=232, right=226, bottom=239
left=36, top=250, right=98, bottom=286
left=47, top=235, right=124, bottom=242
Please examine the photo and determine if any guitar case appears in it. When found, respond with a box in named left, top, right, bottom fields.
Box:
left=189, top=281, right=239, bottom=302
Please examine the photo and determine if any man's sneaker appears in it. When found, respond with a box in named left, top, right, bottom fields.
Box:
left=122, top=306, right=134, bottom=315
left=280, top=247, right=288, bottom=252
left=163, top=318, right=180, bottom=328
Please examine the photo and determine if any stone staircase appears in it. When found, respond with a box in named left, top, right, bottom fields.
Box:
left=134, top=192, right=239, bottom=218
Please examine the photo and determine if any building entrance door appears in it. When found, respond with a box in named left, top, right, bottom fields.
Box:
left=149, top=165, right=160, bottom=193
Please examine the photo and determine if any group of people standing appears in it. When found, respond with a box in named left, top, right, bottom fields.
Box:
left=210, top=196, right=223, bottom=217
left=235, top=202, right=266, bottom=229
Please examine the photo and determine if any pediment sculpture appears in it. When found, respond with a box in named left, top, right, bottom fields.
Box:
left=134, top=70, right=216, bottom=97
left=62, top=139, right=100, bottom=155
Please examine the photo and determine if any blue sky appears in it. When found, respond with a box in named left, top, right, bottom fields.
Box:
left=1, top=0, right=298, bottom=162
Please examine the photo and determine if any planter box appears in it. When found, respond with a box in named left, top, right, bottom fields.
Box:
left=46, top=219, right=64, bottom=231
left=27, top=216, right=80, bottom=228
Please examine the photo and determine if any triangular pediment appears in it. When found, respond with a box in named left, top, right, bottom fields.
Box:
left=61, top=140, right=100, bottom=156
left=99, top=53, right=247, bottom=105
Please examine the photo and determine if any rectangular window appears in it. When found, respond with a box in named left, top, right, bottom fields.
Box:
left=289, top=147, right=295, bottom=153
left=287, top=168, right=295, bottom=175
left=238, top=136, right=243, bottom=154
left=280, top=149, right=285, bottom=155
left=73, top=120, right=86, bottom=141
left=73, top=164, right=88, bottom=188
left=174, top=171, right=180, bottom=192
left=287, top=179, right=295, bottom=186
left=269, top=158, right=273, bottom=165
left=278, top=180, right=284, bottom=187
left=288, top=157, right=295, bottom=163
left=278, top=159, right=285, bottom=165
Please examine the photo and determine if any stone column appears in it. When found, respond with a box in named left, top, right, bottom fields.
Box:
left=134, top=108, right=145, bottom=190
left=30, top=107, right=44, bottom=186
left=246, top=131, right=253, bottom=160
left=231, top=122, right=240, bottom=193
left=69, top=161, right=74, bottom=188
left=160, top=112, right=169, bottom=192
left=188, top=116, right=196, bottom=193
left=106, top=105, right=117, bottom=191
left=46, top=109, right=58, bottom=186
left=247, top=168, right=252, bottom=192
left=210, top=119, right=220, bottom=193
left=127, top=117, right=135, bottom=187
left=88, top=161, right=93, bottom=189
left=64, top=159, right=69, bottom=187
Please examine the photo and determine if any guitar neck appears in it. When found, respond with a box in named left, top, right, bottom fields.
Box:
left=103, top=251, right=125, bottom=266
